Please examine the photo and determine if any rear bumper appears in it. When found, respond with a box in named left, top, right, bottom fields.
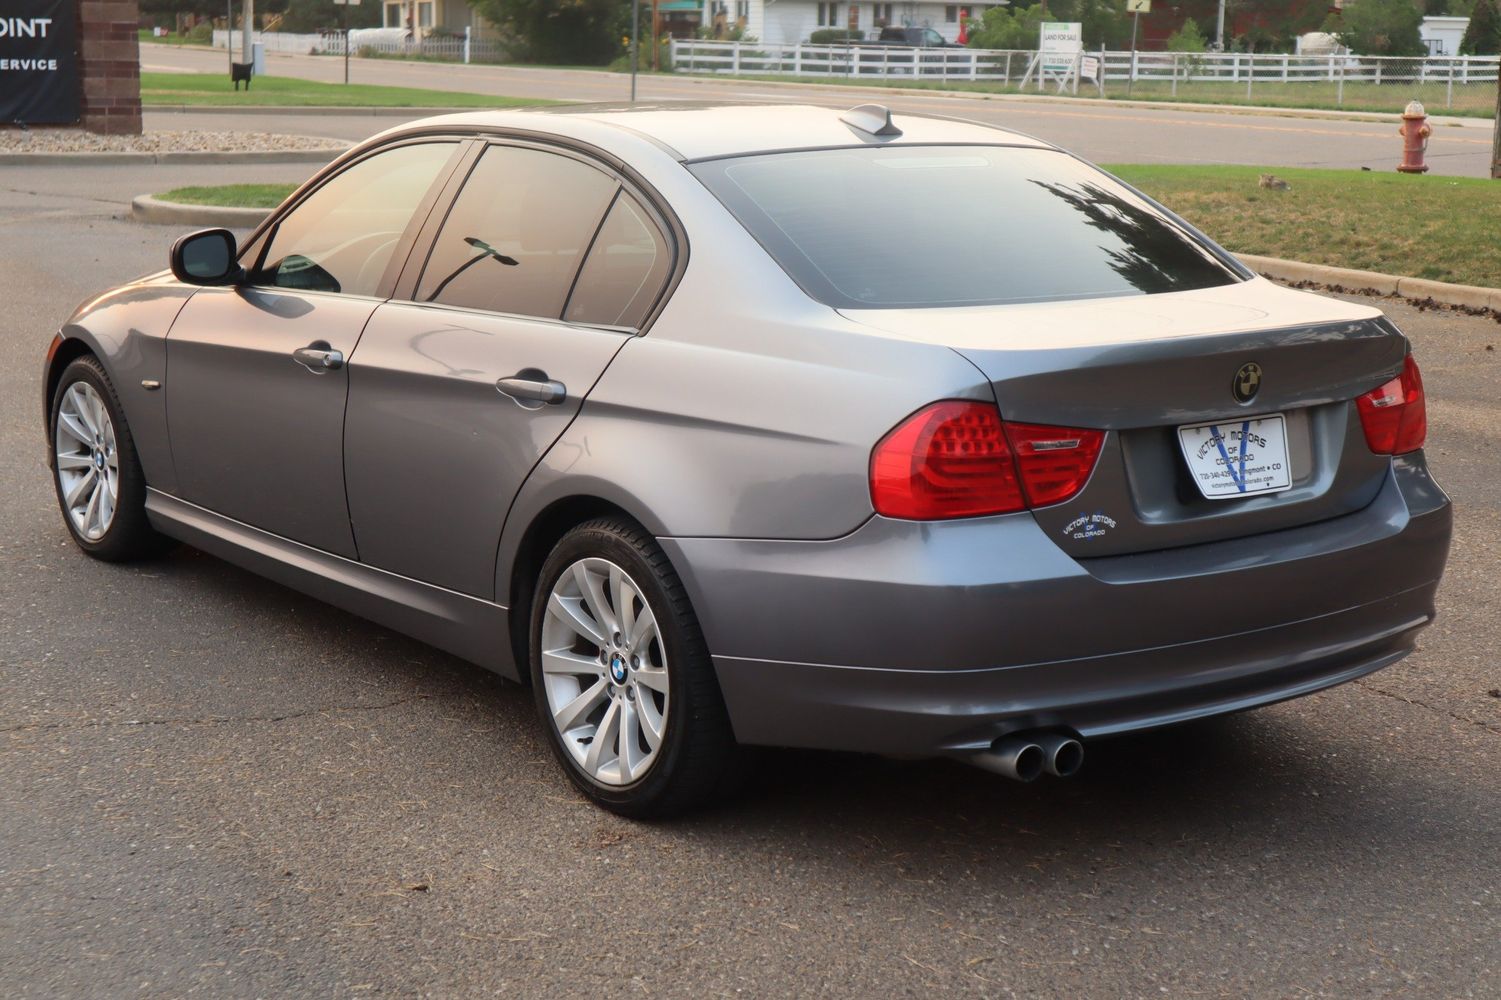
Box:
left=660, top=456, right=1451, bottom=756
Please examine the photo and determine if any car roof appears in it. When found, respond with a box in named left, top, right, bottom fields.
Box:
left=402, top=103, right=1056, bottom=163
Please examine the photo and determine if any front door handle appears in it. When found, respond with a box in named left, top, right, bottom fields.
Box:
left=292, top=342, right=344, bottom=374
left=496, top=369, right=567, bottom=406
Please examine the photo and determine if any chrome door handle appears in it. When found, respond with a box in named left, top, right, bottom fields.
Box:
left=292, top=343, right=344, bottom=373
left=496, top=370, right=567, bottom=406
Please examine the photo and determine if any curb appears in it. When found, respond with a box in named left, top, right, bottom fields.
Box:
left=1238, top=253, right=1501, bottom=311
left=131, top=194, right=272, bottom=228
left=0, top=145, right=346, bottom=166
left=145, top=104, right=470, bottom=117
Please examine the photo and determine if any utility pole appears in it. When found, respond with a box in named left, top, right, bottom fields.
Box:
left=1493, top=72, right=1501, bottom=178
left=651, top=0, right=660, bottom=72
left=630, top=0, right=639, bottom=101
left=1214, top=0, right=1226, bottom=50
left=241, top=0, right=253, bottom=63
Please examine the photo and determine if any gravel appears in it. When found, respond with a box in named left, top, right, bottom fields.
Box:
left=0, top=128, right=349, bottom=154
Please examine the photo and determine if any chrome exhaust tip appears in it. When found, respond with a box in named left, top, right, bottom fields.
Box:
left=971, top=736, right=1045, bottom=782
left=1034, top=732, right=1084, bottom=778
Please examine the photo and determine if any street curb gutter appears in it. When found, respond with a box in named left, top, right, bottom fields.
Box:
left=131, top=195, right=271, bottom=228
left=1237, top=253, right=1501, bottom=312
left=0, top=146, right=346, bottom=167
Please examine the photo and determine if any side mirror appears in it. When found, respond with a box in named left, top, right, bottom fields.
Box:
left=170, top=228, right=244, bottom=286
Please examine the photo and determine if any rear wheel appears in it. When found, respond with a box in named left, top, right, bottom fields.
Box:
left=50, top=355, right=169, bottom=562
left=529, top=517, right=738, bottom=817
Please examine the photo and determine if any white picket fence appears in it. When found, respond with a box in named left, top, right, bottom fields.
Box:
left=669, top=38, right=1500, bottom=104
left=210, top=28, right=504, bottom=62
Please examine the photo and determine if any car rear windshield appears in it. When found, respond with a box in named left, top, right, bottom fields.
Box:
left=690, top=145, right=1243, bottom=309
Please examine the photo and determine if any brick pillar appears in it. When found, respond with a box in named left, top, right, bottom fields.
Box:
left=79, top=0, right=142, bottom=135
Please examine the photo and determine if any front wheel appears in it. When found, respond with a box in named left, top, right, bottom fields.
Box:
left=529, top=517, right=738, bottom=817
left=50, top=355, right=169, bottom=562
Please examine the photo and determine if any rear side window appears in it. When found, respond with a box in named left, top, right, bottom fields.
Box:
left=564, top=192, right=671, bottom=329
left=690, top=145, right=1241, bottom=309
left=416, top=145, right=619, bottom=318
left=254, top=141, right=457, bottom=297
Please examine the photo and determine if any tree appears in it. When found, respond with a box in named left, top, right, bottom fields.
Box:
left=466, top=0, right=627, bottom=64
left=1328, top=0, right=1427, bottom=55
left=968, top=0, right=1132, bottom=48
left=1166, top=19, right=1208, bottom=50
left=280, top=0, right=381, bottom=32
left=1460, top=0, right=1501, bottom=53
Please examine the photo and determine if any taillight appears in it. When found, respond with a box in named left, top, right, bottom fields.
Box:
left=1004, top=422, right=1106, bottom=508
left=870, top=401, right=1102, bottom=520
left=1356, top=355, right=1426, bottom=455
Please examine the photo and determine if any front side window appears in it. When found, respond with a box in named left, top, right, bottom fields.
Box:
left=691, top=145, right=1242, bottom=309
left=564, top=192, right=671, bottom=329
left=253, top=141, right=457, bottom=297
left=416, top=145, right=618, bottom=318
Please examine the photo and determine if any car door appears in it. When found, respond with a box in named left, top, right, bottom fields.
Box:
left=343, top=141, right=676, bottom=598
left=165, top=139, right=464, bottom=558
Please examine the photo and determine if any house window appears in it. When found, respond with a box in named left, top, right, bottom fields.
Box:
left=736, top=1, right=749, bottom=19
left=417, top=1, right=434, bottom=28
left=945, top=5, right=958, bottom=23
left=873, top=3, right=893, bottom=27
left=384, top=1, right=401, bottom=28
left=818, top=3, right=841, bottom=26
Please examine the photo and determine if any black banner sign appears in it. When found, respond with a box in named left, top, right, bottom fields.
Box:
left=0, top=0, right=79, bottom=125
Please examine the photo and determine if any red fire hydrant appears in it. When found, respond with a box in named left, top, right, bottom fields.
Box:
left=1397, top=100, right=1431, bottom=174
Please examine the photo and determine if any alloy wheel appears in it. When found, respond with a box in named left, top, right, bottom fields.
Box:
left=54, top=381, right=120, bottom=542
left=540, top=557, right=670, bottom=786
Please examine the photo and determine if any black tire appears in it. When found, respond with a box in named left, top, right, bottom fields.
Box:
left=529, top=516, right=739, bottom=818
left=49, top=355, right=171, bottom=562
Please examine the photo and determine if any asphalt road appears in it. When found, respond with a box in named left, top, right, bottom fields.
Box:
left=140, top=43, right=1500, bottom=177
left=1, top=163, right=1499, bottom=998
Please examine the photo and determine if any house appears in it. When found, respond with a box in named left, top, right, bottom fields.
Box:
left=703, top=1, right=1007, bottom=46
left=380, top=0, right=496, bottom=40
left=1420, top=15, right=1469, bottom=56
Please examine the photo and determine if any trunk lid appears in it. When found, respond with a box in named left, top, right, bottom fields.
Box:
left=841, top=279, right=1408, bottom=557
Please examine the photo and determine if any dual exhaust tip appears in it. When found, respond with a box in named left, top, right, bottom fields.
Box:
left=971, top=731, right=1084, bottom=782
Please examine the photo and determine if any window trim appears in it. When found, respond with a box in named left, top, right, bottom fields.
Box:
left=236, top=136, right=471, bottom=302
left=392, top=135, right=682, bottom=335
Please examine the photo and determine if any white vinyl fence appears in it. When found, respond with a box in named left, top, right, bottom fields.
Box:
left=211, top=28, right=505, bottom=63
left=669, top=39, right=1501, bottom=111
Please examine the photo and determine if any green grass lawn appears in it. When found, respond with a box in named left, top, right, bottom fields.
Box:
left=158, top=184, right=297, bottom=209
left=159, top=165, right=1501, bottom=288
left=1107, top=165, right=1501, bottom=288
left=139, top=71, right=557, bottom=109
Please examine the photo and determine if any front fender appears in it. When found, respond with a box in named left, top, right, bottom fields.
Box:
left=43, top=275, right=196, bottom=494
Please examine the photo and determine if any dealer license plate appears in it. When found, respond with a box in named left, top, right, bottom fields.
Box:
left=1176, top=415, right=1292, bottom=500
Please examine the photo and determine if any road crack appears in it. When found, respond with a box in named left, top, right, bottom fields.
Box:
left=0, top=693, right=436, bottom=736
left=1353, top=679, right=1501, bottom=735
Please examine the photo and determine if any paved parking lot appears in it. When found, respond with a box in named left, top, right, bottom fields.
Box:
left=1, top=163, right=1497, bottom=997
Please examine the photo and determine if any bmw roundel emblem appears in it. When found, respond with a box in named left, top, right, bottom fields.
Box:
left=609, top=653, right=629, bottom=685
left=1233, top=362, right=1262, bottom=404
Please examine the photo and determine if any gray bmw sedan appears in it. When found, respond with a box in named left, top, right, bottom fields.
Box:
left=43, top=104, right=1451, bottom=815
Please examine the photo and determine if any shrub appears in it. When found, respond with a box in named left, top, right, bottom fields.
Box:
left=809, top=28, right=864, bottom=44
left=186, top=22, right=213, bottom=45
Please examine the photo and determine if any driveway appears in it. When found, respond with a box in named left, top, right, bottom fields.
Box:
left=1, top=162, right=1497, bottom=997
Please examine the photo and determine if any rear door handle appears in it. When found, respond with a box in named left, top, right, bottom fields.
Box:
left=496, top=369, right=567, bottom=406
left=292, top=342, right=344, bottom=373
